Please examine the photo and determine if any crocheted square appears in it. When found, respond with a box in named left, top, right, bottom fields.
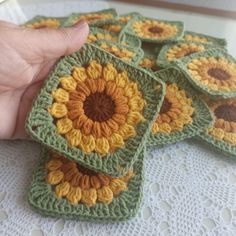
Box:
left=95, top=40, right=144, bottom=65
left=26, top=43, right=165, bottom=177
left=157, top=41, right=216, bottom=68
left=28, top=147, right=145, bottom=221
left=148, top=67, right=214, bottom=146
left=86, top=27, right=119, bottom=44
left=62, top=9, right=118, bottom=27
left=175, top=48, right=236, bottom=99
left=125, top=15, right=184, bottom=44
left=23, top=15, right=65, bottom=29
left=119, top=32, right=142, bottom=48
left=197, top=98, right=236, bottom=156
left=183, top=31, right=227, bottom=47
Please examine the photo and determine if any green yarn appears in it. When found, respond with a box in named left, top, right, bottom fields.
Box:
left=119, top=31, right=142, bottom=48
left=28, top=146, right=145, bottom=221
left=174, top=48, right=236, bottom=99
left=88, top=27, right=119, bottom=43
left=148, top=67, right=214, bottom=146
left=26, top=43, right=165, bottom=177
left=184, top=31, right=227, bottom=47
left=62, top=8, right=118, bottom=27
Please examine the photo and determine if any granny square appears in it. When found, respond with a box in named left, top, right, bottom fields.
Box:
left=26, top=43, right=165, bottom=177
left=197, top=98, right=236, bottom=156
left=148, top=67, right=214, bottom=146
left=175, top=48, right=236, bottom=99
left=62, top=9, right=118, bottom=27
left=183, top=31, right=227, bottom=47
left=124, top=15, right=184, bottom=44
left=28, top=147, right=145, bottom=221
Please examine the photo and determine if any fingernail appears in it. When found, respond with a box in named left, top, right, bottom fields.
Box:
left=73, top=20, right=89, bottom=30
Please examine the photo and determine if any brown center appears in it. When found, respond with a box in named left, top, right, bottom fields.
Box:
left=83, top=92, right=115, bottom=122
left=76, top=164, right=97, bottom=176
left=148, top=26, right=164, bottom=34
left=207, top=68, right=230, bottom=81
left=214, top=104, right=236, bottom=122
left=160, top=98, right=172, bottom=114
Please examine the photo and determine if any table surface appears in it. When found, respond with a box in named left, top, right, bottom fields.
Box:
left=0, top=1, right=236, bottom=236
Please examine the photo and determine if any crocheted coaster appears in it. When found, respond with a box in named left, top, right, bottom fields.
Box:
left=175, top=48, right=236, bottom=99
left=26, top=43, right=165, bottom=177
left=62, top=9, right=118, bottom=27
left=95, top=40, right=144, bottom=65
left=23, top=15, right=65, bottom=29
left=28, top=147, right=145, bottom=221
left=148, top=67, right=214, bottom=146
left=157, top=41, right=216, bottom=68
left=125, top=15, right=184, bottom=44
left=87, top=27, right=119, bottom=44
left=184, top=31, right=227, bottom=47
left=197, top=99, right=236, bottom=156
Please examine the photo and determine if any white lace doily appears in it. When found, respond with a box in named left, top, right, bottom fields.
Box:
left=0, top=1, right=236, bottom=236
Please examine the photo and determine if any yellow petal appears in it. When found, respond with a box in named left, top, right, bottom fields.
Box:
left=117, top=124, right=136, bottom=139
left=95, top=137, right=110, bottom=155
left=108, top=133, right=124, bottom=148
left=56, top=118, right=73, bottom=134
left=126, top=111, right=144, bottom=125
left=46, top=159, right=62, bottom=171
left=66, top=186, right=82, bottom=205
left=97, top=186, right=114, bottom=204
left=209, top=128, right=224, bottom=140
left=55, top=181, right=70, bottom=198
left=223, top=132, right=236, bottom=145
left=86, top=60, right=102, bottom=79
left=65, top=128, right=82, bottom=147
left=103, top=63, right=118, bottom=81
left=48, top=103, right=68, bottom=118
left=52, top=88, right=69, bottom=103
left=60, top=76, right=77, bottom=91
left=72, top=67, right=87, bottom=82
left=79, top=135, right=96, bottom=153
left=124, top=82, right=139, bottom=97
left=152, top=122, right=159, bottom=134
left=109, top=179, right=127, bottom=196
left=81, top=188, right=97, bottom=207
left=47, top=170, right=64, bottom=185
left=159, top=123, right=172, bottom=133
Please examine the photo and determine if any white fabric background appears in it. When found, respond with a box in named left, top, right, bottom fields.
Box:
left=0, top=1, right=236, bottom=235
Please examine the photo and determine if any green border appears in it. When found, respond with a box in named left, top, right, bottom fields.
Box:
left=148, top=67, right=214, bottom=146
left=22, top=15, right=66, bottom=27
left=124, top=15, right=184, bottom=44
left=62, top=8, right=118, bottom=27
left=88, top=27, right=119, bottom=43
left=157, top=41, right=217, bottom=68
left=28, top=146, right=145, bottom=221
left=96, top=20, right=126, bottom=34
left=119, top=32, right=142, bottom=48
left=95, top=39, right=144, bottom=65
left=174, top=48, right=236, bottom=99
left=26, top=43, right=165, bottom=177
left=184, top=31, right=227, bottom=47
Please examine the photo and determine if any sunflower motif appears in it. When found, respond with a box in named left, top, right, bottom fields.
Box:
left=48, top=60, right=145, bottom=155
left=139, top=57, right=159, bottom=71
left=101, top=24, right=123, bottom=33
left=152, top=83, right=194, bottom=134
left=99, top=43, right=134, bottom=62
left=25, top=18, right=60, bottom=29
left=166, top=43, right=205, bottom=61
left=132, top=20, right=178, bottom=39
left=184, top=34, right=209, bottom=44
left=187, top=57, right=236, bottom=92
left=72, top=13, right=113, bottom=25
left=87, top=32, right=118, bottom=43
left=207, top=100, right=236, bottom=145
left=46, top=152, right=134, bottom=206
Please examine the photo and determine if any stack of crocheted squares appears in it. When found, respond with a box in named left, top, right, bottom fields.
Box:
left=24, top=8, right=236, bottom=221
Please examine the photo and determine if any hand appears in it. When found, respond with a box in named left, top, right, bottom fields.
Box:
left=0, top=20, right=89, bottom=139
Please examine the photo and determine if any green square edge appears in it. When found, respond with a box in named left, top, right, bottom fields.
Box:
left=26, top=43, right=165, bottom=177
left=89, top=27, right=119, bottom=43
left=174, top=48, right=236, bottom=99
left=147, top=67, right=214, bottom=147
left=28, top=146, right=145, bottom=221
left=124, top=15, right=184, bottom=44
left=62, top=8, right=118, bottom=27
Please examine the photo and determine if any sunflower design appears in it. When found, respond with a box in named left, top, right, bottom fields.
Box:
left=187, top=57, right=236, bottom=92
left=87, top=32, right=118, bottom=44
left=207, top=100, right=236, bottom=145
left=184, top=34, right=209, bottom=44
left=48, top=60, right=145, bottom=155
left=101, top=24, right=123, bottom=33
left=166, top=43, right=205, bottom=61
left=132, top=20, right=178, bottom=40
left=152, top=83, right=194, bottom=134
left=72, top=13, right=113, bottom=25
left=98, top=43, right=134, bottom=62
left=139, top=56, right=159, bottom=71
left=25, top=18, right=60, bottom=29
left=46, top=152, right=134, bottom=206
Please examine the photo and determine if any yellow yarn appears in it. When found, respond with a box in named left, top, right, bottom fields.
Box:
left=109, top=179, right=127, bottom=196
left=97, top=186, right=114, bottom=204
left=81, top=188, right=97, bottom=207
left=47, top=170, right=64, bottom=185
left=48, top=103, right=68, bottom=118
left=56, top=118, right=73, bottom=134
left=86, top=60, right=102, bottom=79
left=52, top=88, right=69, bottom=103
left=60, top=76, right=77, bottom=91
left=65, top=128, right=82, bottom=147
left=95, top=137, right=110, bottom=155
left=79, top=135, right=96, bottom=153
left=66, top=186, right=82, bottom=205
left=55, top=182, right=70, bottom=198
left=72, top=67, right=87, bottom=82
